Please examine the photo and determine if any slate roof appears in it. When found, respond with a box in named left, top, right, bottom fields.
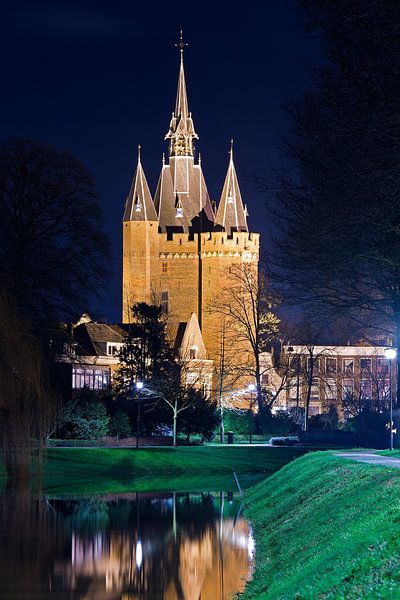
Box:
left=123, top=149, right=158, bottom=222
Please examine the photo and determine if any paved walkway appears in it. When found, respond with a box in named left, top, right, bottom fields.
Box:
left=335, top=452, right=400, bottom=468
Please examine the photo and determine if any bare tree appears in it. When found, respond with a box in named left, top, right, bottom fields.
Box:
left=142, top=357, right=215, bottom=447
left=258, top=2, right=400, bottom=401
left=210, top=263, right=280, bottom=418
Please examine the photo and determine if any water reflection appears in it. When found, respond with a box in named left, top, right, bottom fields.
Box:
left=0, top=490, right=254, bottom=599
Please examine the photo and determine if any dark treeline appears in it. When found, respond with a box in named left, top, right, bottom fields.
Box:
left=259, top=1, right=400, bottom=398
left=0, top=138, right=111, bottom=482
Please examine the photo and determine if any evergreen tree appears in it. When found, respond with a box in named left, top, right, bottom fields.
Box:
left=114, top=302, right=174, bottom=435
left=179, top=390, right=220, bottom=443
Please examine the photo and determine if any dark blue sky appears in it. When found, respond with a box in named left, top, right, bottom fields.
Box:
left=1, top=1, right=321, bottom=321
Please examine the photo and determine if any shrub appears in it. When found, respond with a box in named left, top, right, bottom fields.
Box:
left=109, top=411, right=132, bottom=438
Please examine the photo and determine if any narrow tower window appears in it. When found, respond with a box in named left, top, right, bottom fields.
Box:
left=227, top=190, right=234, bottom=205
left=161, top=291, right=169, bottom=314
left=134, top=195, right=142, bottom=212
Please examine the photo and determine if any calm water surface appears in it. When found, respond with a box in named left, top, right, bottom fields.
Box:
left=0, top=490, right=255, bottom=599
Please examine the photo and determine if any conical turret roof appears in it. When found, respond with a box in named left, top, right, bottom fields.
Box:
left=123, top=147, right=158, bottom=222
left=215, top=142, right=248, bottom=234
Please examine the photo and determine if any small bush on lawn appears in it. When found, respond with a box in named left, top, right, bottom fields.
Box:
left=109, top=411, right=132, bottom=438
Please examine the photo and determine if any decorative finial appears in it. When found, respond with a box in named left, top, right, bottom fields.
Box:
left=198, top=152, right=202, bottom=165
left=229, top=139, right=234, bottom=160
left=138, top=144, right=141, bottom=163
left=162, top=152, right=165, bottom=166
left=175, top=28, right=188, bottom=60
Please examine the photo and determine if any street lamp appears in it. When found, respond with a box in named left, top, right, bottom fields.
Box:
left=248, top=384, right=256, bottom=444
left=135, top=381, right=144, bottom=449
left=384, top=348, right=397, bottom=451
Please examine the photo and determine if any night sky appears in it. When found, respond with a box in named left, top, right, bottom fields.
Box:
left=1, top=1, right=321, bottom=322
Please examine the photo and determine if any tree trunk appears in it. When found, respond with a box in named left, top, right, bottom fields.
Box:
left=173, top=406, right=177, bottom=447
left=304, top=359, right=314, bottom=432
left=396, top=324, right=400, bottom=409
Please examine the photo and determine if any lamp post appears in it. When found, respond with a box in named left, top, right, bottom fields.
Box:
left=384, top=348, right=397, bottom=451
left=135, top=381, right=144, bottom=449
left=248, top=384, right=256, bottom=444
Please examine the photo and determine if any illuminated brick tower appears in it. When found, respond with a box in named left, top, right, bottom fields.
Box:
left=122, top=34, right=260, bottom=363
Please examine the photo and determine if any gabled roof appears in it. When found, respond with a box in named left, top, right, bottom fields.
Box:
left=215, top=143, right=248, bottom=234
left=123, top=147, right=158, bottom=222
left=179, top=313, right=207, bottom=359
left=73, top=321, right=127, bottom=356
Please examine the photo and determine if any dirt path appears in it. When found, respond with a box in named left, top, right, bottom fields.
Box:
left=335, top=451, right=400, bottom=468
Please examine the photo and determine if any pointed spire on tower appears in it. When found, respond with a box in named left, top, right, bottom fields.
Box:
left=215, top=140, right=248, bottom=234
left=123, top=146, right=158, bottom=222
left=175, top=29, right=189, bottom=120
left=165, top=29, right=198, bottom=157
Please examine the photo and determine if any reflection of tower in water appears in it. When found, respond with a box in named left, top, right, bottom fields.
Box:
left=50, top=492, right=254, bottom=600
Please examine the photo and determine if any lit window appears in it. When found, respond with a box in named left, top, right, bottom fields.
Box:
left=72, top=367, right=110, bottom=390
left=325, top=358, right=337, bottom=373
left=307, top=357, right=319, bottom=373
left=63, top=343, right=76, bottom=356
left=107, top=344, right=120, bottom=356
left=360, top=358, right=372, bottom=372
left=343, top=359, right=354, bottom=374
left=343, top=379, right=354, bottom=399
left=377, top=379, right=390, bottom=399
left=326, top=378, right=337, bottom=400
left=360, top=379, right=372, bottom=399
left=289, top=379, right=299, bottom=400
left=377, top=358, right=389, bottom=376
left=186, top=372, right=198, bottom=386
left=310, top=378, right=320, bottom=401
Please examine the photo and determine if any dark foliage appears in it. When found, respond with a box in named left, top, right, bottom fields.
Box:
left=263, top=2, right=400, bottom=345
left=109, top=411, right=132, bottom=438
left=178, top=390, right=220, bottom=443
left=0, top=138, right=111, bottom=327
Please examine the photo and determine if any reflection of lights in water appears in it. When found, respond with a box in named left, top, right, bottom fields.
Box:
left=135, top=540, right=143, bottom=569
left=248, top=529, right=255, bottom=560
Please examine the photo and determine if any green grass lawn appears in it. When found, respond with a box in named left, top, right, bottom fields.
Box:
left=14, top=445, right=308, bottom=494
left=242, top=451, right=400, bottom=600
left=378, top=449, right=400, bottom=457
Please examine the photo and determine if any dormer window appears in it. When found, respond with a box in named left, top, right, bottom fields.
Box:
left=107, top=343, right=123, bottom=356
left=134, top=196, right=142, bottom=212
left=189, top=347, right=198, bottom=359
left=175, top=196, right=183, bottom=218
left=63, top=342, right=76, bottom=356
left=227, top=190, right=234, bottom=205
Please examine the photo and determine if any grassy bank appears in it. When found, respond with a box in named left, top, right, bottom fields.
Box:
left=24, top=445, right=308, bottom=494
left=242, top=451, right=400, bottom=600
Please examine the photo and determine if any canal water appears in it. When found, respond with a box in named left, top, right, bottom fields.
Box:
left=0, top=490, right=255, bottom=599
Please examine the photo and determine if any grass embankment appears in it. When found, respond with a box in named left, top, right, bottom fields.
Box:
left=378, top=450, right=400, bottom=457
left=35, top=446, right=307, bottom=494
left=242, top=451, right=400, bottom=600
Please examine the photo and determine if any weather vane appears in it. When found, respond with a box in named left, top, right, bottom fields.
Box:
left=175, top=28, right=188, bottom=56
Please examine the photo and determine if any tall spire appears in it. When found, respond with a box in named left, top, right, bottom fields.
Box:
left=215, top=140, right=248, bottom=234
left=165, top=29, right=198, bottom=157
left=123, top=146, right=158, bottom=222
